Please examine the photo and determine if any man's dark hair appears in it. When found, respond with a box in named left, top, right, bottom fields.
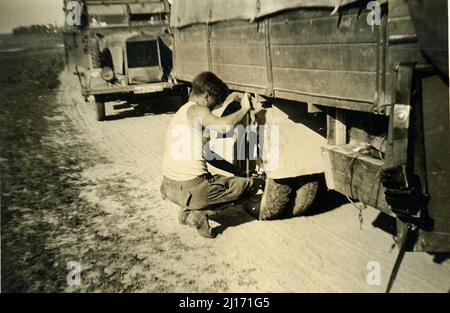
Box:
left=191, top=71, right=229, bottom=105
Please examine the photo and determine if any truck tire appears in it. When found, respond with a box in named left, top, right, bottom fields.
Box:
left=289, top=175, right=321, bottom=217
left=259, top=178, right=291, bottom=220
left=96, top=101, right=106, bottom=121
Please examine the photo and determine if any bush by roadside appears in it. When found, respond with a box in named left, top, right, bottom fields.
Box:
left=0, top=52, right=64, bottom=88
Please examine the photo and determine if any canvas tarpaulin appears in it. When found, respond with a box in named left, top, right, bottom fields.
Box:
left=170, top=0, right=387, bottom=28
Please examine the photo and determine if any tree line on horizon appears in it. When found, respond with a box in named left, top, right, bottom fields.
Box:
left=12, top=24, right=63, bottom=35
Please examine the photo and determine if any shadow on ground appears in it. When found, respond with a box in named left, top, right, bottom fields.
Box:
left=207, top=204, right=256, bottom=235
left=372, top=211, right=450, bottom=265
left=105, top=96, right=184, bottom=121
left=302, top=190, right=348, bottom=217
left=205, top=187, right=349, bottom=236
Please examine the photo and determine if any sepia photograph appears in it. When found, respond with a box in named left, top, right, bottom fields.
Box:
left=0, top=0, right=449, bottom=297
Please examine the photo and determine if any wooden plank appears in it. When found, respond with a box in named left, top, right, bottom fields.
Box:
left=327, top=109, right=336, bottom=145
left=221, top=82, right=267, bottom=95
left=209, top=20, right=268, bottom=87
left=270, top=10, right=378, bottom=45
left=388, top=16, right=417, bottom=39
left=173, top=42, right=209, bottom=55
left=274, top=90, right=375, bottom=112
left=270, top=7, right=338, bottom=21
left=264, top=18, right=274, bottom=96
left=175, top=24, right=208, bottom=42
left=174, top=26, right=209, bottom=80
left=224, top=83, right=266, bottom=94
left=272, top=67, right=377, bottom=103
left=387, top=0, right=417, bottom=45
left=174, top=61, right=209, bottom=80
left=321, top=144, right=390, bottom=213
left=211, top=19, right=265, bottom=44
left=271, top=43, right=378, bottom=71
left=388, top=43, right=425, bottom=70
left=210, top=44, right=266, bottom=66
left=331, top=171, right=390, bottom=214
left=322, top=147, right=336, bottom=190
left=212, top=63, right=267, bottom=89
left=326, top=108, right=346, bottom=145
left=335, top=109, right=347, bottom=145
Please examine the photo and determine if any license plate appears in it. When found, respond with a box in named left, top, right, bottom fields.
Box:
left=133, top=84, right=165, bottom=94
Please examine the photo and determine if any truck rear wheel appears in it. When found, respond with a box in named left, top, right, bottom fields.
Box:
left=259, top=178, right=291, bottom=220
left=96, top=101, right=106, bottom=121
left=289, top=175, right=321, bottom=217
left=259, top=175, right=321, bottom=220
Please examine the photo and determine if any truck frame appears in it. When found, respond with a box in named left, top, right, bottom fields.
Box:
left=170, top=0, right=449, bottom=252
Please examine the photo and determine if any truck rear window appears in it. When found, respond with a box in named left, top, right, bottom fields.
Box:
left=130, top=13, right=168, bottom=24
left=90, top=15, right=128, bottom=27
left=126, top=41, right=159, bottom=68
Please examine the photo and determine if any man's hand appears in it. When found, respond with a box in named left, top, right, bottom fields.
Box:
left=224, top=91, right=242, bottom=104
left=188, top=92, right=252, bottom=134
left=240, top=93, right=251, bottom=112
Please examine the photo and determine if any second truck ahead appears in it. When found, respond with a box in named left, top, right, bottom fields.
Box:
left=63, top=0, right=187, bottom=121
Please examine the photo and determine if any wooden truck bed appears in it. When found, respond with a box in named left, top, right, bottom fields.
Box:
left=173, top=0, right=425, bottom=113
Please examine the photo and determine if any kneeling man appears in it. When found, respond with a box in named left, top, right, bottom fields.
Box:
left=160, top=72, right=257, bottom=238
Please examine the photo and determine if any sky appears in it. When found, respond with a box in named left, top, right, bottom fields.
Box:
left=0, top=0, right=65, bottom=33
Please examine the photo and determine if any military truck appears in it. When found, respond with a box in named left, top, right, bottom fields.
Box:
left=169, top=0, right=449, bottom=253
left=63, top=0, right=187, bottom=121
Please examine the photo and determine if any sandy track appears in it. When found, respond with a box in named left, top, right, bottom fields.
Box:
left=58, top=70, right=450, bottom=292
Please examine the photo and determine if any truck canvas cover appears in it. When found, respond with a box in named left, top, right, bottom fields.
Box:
left=85, top=0, right=168, bottom=16
left=170, top=0, right=387, bottom=27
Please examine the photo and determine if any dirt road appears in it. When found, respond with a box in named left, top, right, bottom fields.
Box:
left=57, top=70, right=449, bottom=293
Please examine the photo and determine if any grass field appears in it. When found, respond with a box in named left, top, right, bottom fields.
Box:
left=0, top=34, right=96, bottom=292
left=0, top=33, right=63, bottom=58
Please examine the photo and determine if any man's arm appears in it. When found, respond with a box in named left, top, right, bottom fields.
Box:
left=203, top=141, right=246, bottom=177
left=205, top=151, right=247, bottom=177
left=187, top=94, right=251, bottom=133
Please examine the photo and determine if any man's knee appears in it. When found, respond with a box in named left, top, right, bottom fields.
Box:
left=227, top=177, right=254, bottom=198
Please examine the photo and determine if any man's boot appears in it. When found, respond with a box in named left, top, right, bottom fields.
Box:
left=242, top=193, right=262, bottom=218
left=185, top=210, right=216, bottom=239
left=178, top=208, right=190, bottom=225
